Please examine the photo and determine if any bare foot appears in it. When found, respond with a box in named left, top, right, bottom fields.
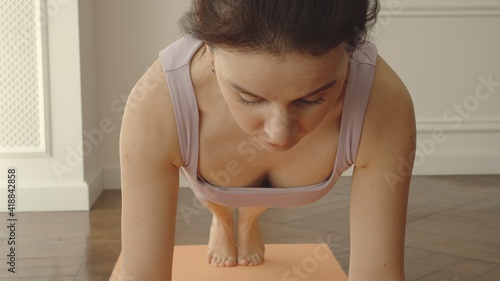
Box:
left=237, top=208, right=266, bottom=266
left=207, top=217, right=237, bottom=267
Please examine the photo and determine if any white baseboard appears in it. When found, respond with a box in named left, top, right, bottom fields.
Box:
left=1, top=149, right=495, bottom=212
left=102, top=151, right=500, bottom=191
left=87, top=167, right=104, bottom=208
left=102, top=120, right=500, bottom=190
left=412, top=151, right=500, bottom=175
left=0, top=180, right=90, bottom=212
left=0, top=168, right=104, bottom=212
left=101, top=119, right=500, bottom=189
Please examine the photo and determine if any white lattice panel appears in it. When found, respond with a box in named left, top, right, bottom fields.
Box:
left=0, top=0, right=49, bottom=154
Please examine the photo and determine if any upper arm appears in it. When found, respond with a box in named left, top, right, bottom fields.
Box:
left=118, top=59, right=182, bottom=280
left=348, top=55, right=416, bottom=281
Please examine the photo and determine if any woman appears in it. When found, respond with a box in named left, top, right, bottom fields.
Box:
left=111, top=0, right=416, bottom=280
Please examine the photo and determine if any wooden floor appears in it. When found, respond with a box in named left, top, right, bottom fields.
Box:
left=0, top=175, right=499, bottom=281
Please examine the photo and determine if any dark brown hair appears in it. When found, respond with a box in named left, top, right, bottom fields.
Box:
left=179, top=0, right=380, bottom=56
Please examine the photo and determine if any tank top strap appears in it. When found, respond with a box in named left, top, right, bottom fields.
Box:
left=159, top=36, right=204, bottom=167
left=335, top=42, right=378, bottom=175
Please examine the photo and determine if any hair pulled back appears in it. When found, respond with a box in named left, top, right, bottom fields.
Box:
left=179, top=0, right=380, bottom=56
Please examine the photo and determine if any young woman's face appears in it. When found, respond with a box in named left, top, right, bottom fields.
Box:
left=210, top=46, right=350, bottom=152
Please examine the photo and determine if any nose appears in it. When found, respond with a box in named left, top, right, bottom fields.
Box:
left=263, top=107, right=297, bottom=146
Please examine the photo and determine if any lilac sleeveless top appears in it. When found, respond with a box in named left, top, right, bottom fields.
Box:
left=159, top=36, right=377, bottom=208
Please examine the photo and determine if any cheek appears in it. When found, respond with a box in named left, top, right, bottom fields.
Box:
left=299, top=114, right=324, bottom=131
left=226, top=104, right=264, bottom=132
left=297, top=102, right=336, bottom=133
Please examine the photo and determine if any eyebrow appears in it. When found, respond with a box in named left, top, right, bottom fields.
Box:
left=228, top=79, right=338, bottom=99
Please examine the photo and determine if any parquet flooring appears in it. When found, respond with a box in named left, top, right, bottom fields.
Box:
left=0, top=175, right=499, bottom=280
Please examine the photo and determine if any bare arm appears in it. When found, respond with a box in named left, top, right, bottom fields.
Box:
left=348, top=56, right=416, bottom=281
left=117, top=59, right=183, bottom=281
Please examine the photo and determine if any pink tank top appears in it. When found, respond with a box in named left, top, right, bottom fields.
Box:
left=159, top=36, right=377, bottom=208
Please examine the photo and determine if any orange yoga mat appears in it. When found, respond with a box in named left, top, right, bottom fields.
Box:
left=172, top=244, right=348, bottom=281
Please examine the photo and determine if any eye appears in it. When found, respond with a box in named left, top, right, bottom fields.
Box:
left=237, top=93, right=265, bottom=106
left=295, top=92, right=327, bottom=107
left=238, top=97, right=265, bottom=106
left=237, top=93, right=327, bottom=107
left=295, top=97, right=326, bottom=107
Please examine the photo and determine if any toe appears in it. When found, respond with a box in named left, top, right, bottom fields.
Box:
left=257, top=254, right=264, bottom=264
left=253, top=255, right=263, bottom=265
left=238, top=257, right=250, bottom=266
left=219, top=257, right=228, bottom=267
left=212, top=256, right=221, bottom=266
left=249, top=255, right=258, bottom=266
left=225, top=257, right=237, bottom=267
left=218, top=256, right=226, bottom=267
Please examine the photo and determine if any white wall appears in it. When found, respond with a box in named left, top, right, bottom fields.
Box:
left=0, top=0, right=189, bottom=211
left=373, top=1, right=500, bottom=174
left=98, top=0, right=500, bottom=189
left=0, top=0, right=93, bottom=211
left=94, top=0, right=189, bottom=189
left=79, top=0, right=103, bottom=208
left=1, top=0, right=498, bottom=211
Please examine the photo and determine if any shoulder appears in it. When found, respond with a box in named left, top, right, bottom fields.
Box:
left=354, top=55, right=417, bottom=168
left=120, top=58, right=183, bottom=167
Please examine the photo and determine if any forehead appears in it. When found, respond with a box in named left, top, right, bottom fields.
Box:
left=214, top=47, right=348, bottom=96
left=215, top=47, right=347, bottom=74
